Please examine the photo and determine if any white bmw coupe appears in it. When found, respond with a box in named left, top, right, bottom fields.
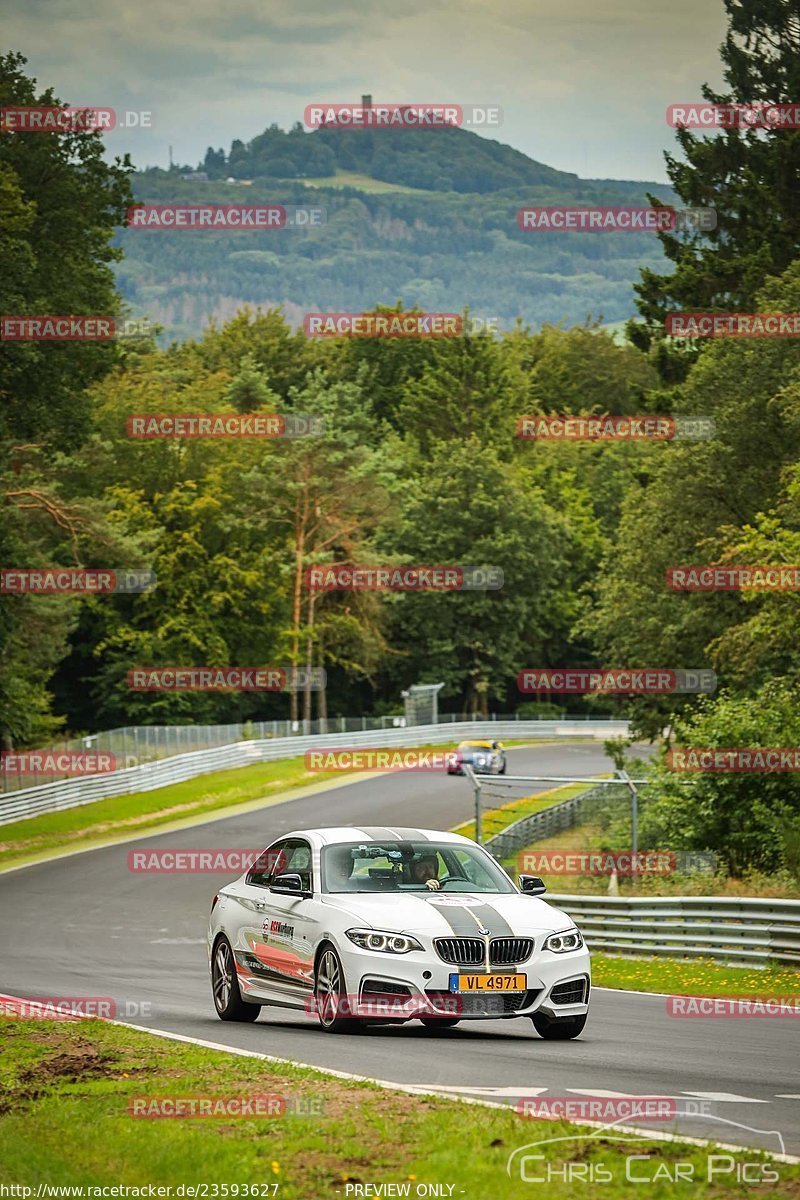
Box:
left=208, top=825, right=590, bottom=1038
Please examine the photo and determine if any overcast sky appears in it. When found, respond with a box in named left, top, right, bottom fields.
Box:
left=6, top=0, right=728, bottom=181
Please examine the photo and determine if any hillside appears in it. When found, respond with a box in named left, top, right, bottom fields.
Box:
left=117, top=123, right=676, bottom=341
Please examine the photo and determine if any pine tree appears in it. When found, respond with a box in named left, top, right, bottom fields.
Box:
left=631, top=0, right=800, bottom=365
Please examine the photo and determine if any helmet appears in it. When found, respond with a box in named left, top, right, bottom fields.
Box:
left=326, top=845, right=355, bottom=888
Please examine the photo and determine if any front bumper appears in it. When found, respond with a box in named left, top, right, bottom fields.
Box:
left=336, top=938, right=591, bottom=1022
left=448, top=759, right=497, bottom=776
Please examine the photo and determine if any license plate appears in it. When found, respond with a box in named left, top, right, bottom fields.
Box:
left=449, top=972, right=526, bottom=993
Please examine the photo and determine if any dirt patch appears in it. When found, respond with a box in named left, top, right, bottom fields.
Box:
left=34, top=1048, right=114, bottom=1083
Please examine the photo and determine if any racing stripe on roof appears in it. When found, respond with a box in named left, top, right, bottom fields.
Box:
left=352, top=826, right=401, bottom=841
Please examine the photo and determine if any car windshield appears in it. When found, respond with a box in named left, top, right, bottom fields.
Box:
left=321, top=840, right=515, bottom=894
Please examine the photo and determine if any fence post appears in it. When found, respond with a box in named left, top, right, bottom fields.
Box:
left=465, top=766, right=482, bottom=844
left=617, top=769, right=639, bottom=884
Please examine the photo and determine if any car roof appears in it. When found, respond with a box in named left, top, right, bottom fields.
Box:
left=279, top=826, right=475, bottom=847
left=458, top=740, right=495, bottom=748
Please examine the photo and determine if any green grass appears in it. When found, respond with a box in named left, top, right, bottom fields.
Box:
left=0, top=1018, right=793, bottom=1194
left=592, top=952, right=800, bottom=997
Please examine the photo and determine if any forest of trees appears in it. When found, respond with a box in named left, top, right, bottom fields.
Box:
left=1, top=0, right=799, bottom=874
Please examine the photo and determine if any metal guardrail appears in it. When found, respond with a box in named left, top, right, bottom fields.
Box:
left=484, top=784, right=612, bottom=861
left=546, top=893, right=800, bottom=967
left=1, top=711, right=619, bottom=791
left=0, top=719, right=629, bottom=826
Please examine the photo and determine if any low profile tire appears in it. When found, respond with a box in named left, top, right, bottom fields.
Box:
left=531, top=1011, right=587, bottom=1040
left=420, top=1017, right=460, bottom=1030
left=212, top=936, right=260, bottom=1022
left=315, top=946, right=363, bottom=1034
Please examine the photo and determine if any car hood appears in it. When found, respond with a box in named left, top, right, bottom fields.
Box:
left=319, top=891, right=572, bottom=937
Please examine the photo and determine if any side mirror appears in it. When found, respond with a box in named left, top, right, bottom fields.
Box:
left=518, top=874, right=547, bottom=896
left=269, top=872, right=310, bottom=896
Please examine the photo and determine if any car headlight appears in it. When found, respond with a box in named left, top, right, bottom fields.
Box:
left=544, top=928, right=584, bottom=953
left=345, top=929, right=424, bottom=954
left=474, top=755, right=487, bottom=765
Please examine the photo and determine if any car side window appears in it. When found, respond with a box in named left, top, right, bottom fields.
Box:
left=280, top=838, right=313, bottom=892
left=247, top=840, right=288, bottom=889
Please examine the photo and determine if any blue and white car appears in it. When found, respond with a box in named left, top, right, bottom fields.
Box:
left=447, top=740, right=507, bottom=775
left=208, top=826, right=590, bottom=1038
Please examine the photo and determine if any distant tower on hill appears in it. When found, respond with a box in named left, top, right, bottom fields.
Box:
left=362, top=94, right=372, bottom=109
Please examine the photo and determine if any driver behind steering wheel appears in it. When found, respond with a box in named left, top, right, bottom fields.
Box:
left=410, top=853, right=441, bottom=890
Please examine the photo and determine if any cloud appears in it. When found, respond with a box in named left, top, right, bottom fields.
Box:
left=6, top=0, right=728, bottom=178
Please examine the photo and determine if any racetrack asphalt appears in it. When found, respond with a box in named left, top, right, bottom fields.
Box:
left=1, top=743, right=798, bottom=1156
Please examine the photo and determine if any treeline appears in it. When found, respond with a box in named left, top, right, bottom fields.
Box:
left=199, top=123, right=583, bottom=194
left=2, top=0, right=800, bottom=880
left=120, top=172, right=673, bottom=341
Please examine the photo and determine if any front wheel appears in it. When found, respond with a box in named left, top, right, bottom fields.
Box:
left=315, top=946, right=363, bottom=1033
left=531, top=1011, right=586, bottom=1040
left=211, top=936, right=260, bottom=1022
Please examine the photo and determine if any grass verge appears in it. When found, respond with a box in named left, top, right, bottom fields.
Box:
left=591, top=952, right=800, bottom=997
left=0, top=1017, right=794, bottom=1194
left=453, top=780, right=591, bottom=843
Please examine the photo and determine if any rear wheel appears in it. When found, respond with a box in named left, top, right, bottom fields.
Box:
left=531, top=1011, right=586, bottom=1040
left=315, top=946, right=363, bottom=1033
left=212, top=936, right=260, bottom=1022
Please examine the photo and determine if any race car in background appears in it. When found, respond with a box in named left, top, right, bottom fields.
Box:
left=446, top=740, right=507, bottom=775
left=208, top=825, right=589, bottom=1038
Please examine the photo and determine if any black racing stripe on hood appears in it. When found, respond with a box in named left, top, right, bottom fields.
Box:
left=409, top=895, right=484, bottom=936
left=468, top=903, right=515, bottom=937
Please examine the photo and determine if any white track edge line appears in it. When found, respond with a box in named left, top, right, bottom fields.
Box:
left=2, top=994, right=796, bottom=1162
